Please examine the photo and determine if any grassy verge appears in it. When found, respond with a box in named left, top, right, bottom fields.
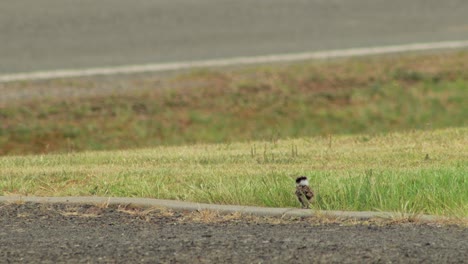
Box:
left=1, top=128, right=466, bottom=218
left=1, top=51, right=467, bottom=155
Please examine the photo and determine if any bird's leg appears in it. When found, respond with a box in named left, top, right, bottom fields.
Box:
left=299, top=192, right=310, bottom=209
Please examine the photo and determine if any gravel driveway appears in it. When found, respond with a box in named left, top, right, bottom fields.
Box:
left=1, top=203, right=466, bottom=263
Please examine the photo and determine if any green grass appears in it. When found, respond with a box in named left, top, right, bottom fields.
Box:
left=1, top=128, right=466, bottom=217
left=1, top=51, right=467, bottom=155
left=1, top=51, right=467, bottom=218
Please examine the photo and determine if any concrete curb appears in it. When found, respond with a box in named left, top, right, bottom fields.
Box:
left=0, top=196, right=448, bottom=222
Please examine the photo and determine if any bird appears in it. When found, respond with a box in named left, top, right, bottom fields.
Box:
left=295, top=176, right=314, bottom=209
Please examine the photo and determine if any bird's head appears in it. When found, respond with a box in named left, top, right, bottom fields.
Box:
left=295, top=176, right=309, bottom=186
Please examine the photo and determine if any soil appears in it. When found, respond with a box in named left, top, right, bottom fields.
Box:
left=1, top=202, right=466, bottom=263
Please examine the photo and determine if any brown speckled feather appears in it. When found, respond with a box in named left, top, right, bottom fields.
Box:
left=295, top=185, right=314, bottom=209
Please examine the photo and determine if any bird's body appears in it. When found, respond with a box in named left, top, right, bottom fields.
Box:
left=295, top=176, right=314, bottom=209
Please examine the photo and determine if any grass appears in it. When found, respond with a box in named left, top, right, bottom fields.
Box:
left=1, top=51, right=467, bottom=155
left=1, top=127, right=467, bottom=218
left=1, top=51, right=467, bottom=219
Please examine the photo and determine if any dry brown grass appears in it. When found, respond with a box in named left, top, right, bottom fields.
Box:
left=177, top=209, right=468, bottom=227
left=116, top=203, right=172, bottom=219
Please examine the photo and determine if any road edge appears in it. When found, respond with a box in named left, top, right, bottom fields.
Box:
left=0, top=195, right=454, bottom=222
left=2, top=40, right=468, bottom=83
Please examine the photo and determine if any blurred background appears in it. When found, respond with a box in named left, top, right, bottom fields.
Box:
left=1, top=0, right=467, bottom=155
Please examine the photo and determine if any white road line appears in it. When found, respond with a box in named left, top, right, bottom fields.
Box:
left=1, top=40, right=468, bottom=83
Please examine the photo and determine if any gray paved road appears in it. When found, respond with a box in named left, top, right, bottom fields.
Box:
left=1, top=203, right=467, bottom=263
left=1, top=0, right=468, bottom=74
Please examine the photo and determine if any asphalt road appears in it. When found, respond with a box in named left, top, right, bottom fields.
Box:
left=1, top=0, right=468, bottom=74
left=1, top=203, right=467, bottom=263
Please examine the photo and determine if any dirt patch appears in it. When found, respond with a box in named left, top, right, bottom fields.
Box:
left=1, top=202, right=466, bottom=263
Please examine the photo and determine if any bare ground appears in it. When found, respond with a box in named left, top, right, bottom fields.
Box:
left=0, top=202, right=466, bottom=263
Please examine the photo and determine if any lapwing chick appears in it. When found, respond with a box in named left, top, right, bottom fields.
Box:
left=295, top=176, right=314, bottom=209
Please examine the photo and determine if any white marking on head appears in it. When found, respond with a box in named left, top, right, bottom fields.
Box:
left=298, top=178, right=309, bottom=186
